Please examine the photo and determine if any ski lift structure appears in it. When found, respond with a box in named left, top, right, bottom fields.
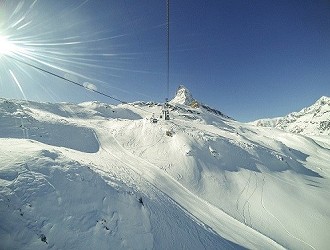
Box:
left=151, top=101, right=170, bottom=122
left=163, top=0, right=171, bottom=121
left=161, top=99, right=170, bottom=120
left=149, top=0, right=171, bottom=123
left=150, top=113, right=158, bottom=123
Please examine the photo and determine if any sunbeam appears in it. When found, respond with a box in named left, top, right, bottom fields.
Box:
left=0, top=0, right=164, bottom=103
left=9, top=69, right=26, bottom=100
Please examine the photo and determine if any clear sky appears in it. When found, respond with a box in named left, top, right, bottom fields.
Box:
left=1, top=0, right=330, bottom=121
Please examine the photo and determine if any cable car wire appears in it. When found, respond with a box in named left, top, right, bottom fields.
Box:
left=166, top=0, right=170, bottom=101
left=6, top=54, right=154, bottom=114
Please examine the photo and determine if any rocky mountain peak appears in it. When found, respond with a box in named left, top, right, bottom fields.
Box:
left=170, top=85, right=196, bottom=106
left=315, top=96, right=330, bottom=106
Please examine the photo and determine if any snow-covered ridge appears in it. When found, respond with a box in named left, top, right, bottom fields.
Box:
left=1, top=96, right=330, bottom=249
left=252, top=96, right=330, bottom=135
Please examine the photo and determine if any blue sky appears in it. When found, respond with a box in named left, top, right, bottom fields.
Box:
left=1, top=0, right=330, bottom=121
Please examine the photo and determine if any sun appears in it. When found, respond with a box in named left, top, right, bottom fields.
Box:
left=0, top=35, right=17, bottom=56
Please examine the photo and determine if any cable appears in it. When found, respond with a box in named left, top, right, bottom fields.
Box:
left=166, top=0, right=170, bottom=101
left=6, top=54, right=123, bottom=103
left=6, top=54, right=154, bottom=114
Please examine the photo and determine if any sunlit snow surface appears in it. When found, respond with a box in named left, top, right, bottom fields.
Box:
left=1, top=97, right=330, bottom=249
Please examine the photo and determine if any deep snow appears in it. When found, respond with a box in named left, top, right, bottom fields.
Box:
left=1, top=89, right=330, bottom=249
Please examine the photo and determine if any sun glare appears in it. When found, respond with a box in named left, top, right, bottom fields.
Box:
left=0, top=0, right=137, bottom=103
left=0, top=35, right=17, bottom=55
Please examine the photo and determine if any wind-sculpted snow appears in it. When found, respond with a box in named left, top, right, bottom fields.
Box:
left=0, top=111, right=99, bottom=153
left=1, top=96, right=330, bottom=249
left=0, top=99, right=100, bottom=153
left=0, top=143, right=153, bottom=249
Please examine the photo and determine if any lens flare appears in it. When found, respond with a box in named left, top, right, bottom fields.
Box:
left=0, top=35, right=17, bottom=55
left=0, top=0, right=159, bottom=103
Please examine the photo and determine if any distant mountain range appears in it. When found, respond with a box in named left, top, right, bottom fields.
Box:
left=251, top=96, right=330, bottom=136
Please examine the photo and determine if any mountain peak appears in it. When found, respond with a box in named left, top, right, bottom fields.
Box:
left=170, top=85, right=196, bottom=106
left=316, top=96, right=330, bottom=105
left=300, top=96, right=330, bottom=115
left=168, top=85, right=231, bottom=118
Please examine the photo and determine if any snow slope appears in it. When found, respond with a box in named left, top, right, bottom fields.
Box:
left=251, top=96, right=330, bottom=135
left=1, top=91, right=330, bottom=249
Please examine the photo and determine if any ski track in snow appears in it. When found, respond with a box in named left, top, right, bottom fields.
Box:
left=260, top=175, right=316, bottom=250
left=100, top=137, right=236, bottom=250
left=236, top=171, right=252, bottom=223
left=242, top=172, right=257, bottom=227
left=235, top=171, right=259, bottom=227
left=97, top=125, right=285, bottom=249
left=58, top=127, right=236, bottom=249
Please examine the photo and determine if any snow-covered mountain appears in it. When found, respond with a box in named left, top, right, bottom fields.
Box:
left=170, top=85, right=232, bottom=119
left=170, top=85, right=196, bottom=106
left=1, top=90, right=330, bottom=249
left=252, top=96, right=330, bottom=135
